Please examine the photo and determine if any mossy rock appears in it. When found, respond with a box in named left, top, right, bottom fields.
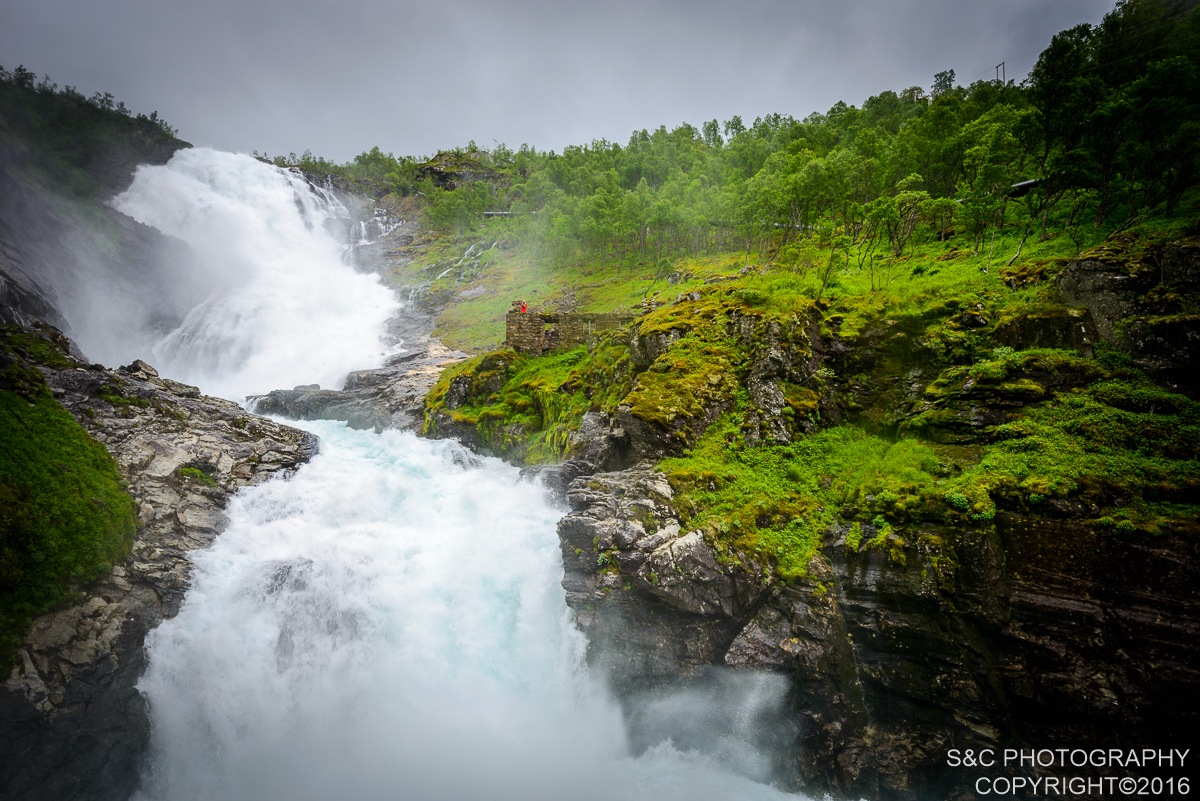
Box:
left=0, top=331, right=136, bottom=668
left=991, top=306, right=1099, bottom=356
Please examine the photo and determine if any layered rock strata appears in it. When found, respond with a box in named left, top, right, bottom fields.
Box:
left=557, top=464, right=1198, bottom=800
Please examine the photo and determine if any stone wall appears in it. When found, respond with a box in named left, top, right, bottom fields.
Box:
left=505, top=308, right=635, bottom=354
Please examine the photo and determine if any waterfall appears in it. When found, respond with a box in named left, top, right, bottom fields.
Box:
left=118, top=150, right=801, bottom=800
left=114, top=149, right=399, bottom=400
left=133, top=423, right=799, bottom=801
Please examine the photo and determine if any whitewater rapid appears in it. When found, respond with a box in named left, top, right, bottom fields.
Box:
left=133, top=423, right=798, bottom=801
left=114, top=149, right=398, bottom=400
left=115, top=148, right=800, bottom=800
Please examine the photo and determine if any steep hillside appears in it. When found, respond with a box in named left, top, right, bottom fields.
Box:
left=0, top=72, right=193, bottom=354
left=414, top=217, right=1200, bottom=798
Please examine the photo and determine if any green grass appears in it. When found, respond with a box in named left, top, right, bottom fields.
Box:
left=177, top=467, right=217, bottom=487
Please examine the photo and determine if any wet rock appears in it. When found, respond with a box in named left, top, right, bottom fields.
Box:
left=634, top=531, right=735, bottom=616
left=0, top=325, right=318, bottom=801
left=1058, top=241, right=1200, bottom=394
left=119, top=359, right=159, bottom=379
left=556, top=463, right=770, bottom=693
left=991, top=306, right=1099, bottom=356
left=250, top=337, right=469, bottom=432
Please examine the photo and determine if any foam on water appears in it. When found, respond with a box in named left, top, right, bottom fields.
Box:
left=116, top=148, right=803, bottom=800
left=134, top=422, right=801, bottom=801
left=114, top=149, right=398, bottom=399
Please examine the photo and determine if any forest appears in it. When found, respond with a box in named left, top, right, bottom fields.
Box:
left=273, top=0, right=1198, bottom=283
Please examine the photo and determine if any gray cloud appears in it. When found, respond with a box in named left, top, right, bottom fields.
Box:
left=2, top=0, right=1113, bottom=162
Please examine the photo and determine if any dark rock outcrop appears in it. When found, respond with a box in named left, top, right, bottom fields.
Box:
left=991, top=306, right=1099, bottom=356
left=1058, top=236, right=1200, bottom=395
left=554, top=461, right=1199, bottom=800
left=0, top=327, right=318, bottom=801
left=558, top=464, right=769, bottom=691
left=249, top=338, right=469, bottom=432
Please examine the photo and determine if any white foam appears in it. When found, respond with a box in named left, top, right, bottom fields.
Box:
left=114, top=149, right=398, bottom=400
left=133, top=422, right=801, bottom=801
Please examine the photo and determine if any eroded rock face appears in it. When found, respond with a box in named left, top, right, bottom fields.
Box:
left=991, top=306, right=1099, bottom=356
left=1058, top=239, right=1200, bottom=395
left=0, top=329, right=318, bottom=801
left=557, top=464, right=771, bottom=692
left=554, top=471, right=1200, bottom=801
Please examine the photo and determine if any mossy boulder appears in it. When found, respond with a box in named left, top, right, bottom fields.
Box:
left=415, top=150, right=500, bottom=191
left=991, top=305, right=1099, bottom=356
left=1057, top=233, right=1200, bottom=394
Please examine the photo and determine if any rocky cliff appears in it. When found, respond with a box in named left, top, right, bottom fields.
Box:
left=419, top=227, right=1200, bottom=799
left=0, top=326, right=317, bottom=801
left=248, top=337, right=469, bottom=433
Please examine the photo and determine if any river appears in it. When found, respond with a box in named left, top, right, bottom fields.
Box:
left=113, top=150, right=801, bottom=801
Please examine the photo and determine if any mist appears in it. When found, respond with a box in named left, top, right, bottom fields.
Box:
left=134, top=422, right=802, bottom=801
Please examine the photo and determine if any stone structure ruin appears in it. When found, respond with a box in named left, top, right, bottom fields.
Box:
left=504, top=301, right=635, bottom=355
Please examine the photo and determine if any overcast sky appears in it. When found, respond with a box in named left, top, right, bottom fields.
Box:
left=3, top=0, right=1113, bottom=163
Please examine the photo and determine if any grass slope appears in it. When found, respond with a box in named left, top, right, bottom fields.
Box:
left=0, top=329, right=136, bottom=667
left=415, top=194, right=1200, bottom=579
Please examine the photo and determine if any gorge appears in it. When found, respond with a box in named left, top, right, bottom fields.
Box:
left=3, top=15, right=1200, bottom=797
left=2, top=143, right=804, bottom=800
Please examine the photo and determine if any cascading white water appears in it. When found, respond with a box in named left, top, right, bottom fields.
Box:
left=134, top=423, right=800, bottom=801
left=121, top=149, right=803, bottom=800
left=114, top=149, right=399, bottom=400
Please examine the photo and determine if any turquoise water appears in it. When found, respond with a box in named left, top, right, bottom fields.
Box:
left=134, top=421, right=802, bottom=801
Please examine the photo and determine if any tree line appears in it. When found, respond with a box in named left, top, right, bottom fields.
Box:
left=0, top=64, right=178, bottom=137
left=295, top=0, right=1200, bottom=277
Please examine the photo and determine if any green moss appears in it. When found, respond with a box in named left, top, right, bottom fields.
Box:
left=423, top=339, right=633, bottom=463
left=780, top=381, right=821, bottom=417
left=845, top=522, right=863, bottom=552
left=661, top=416, right=942, bottom=580
left=94, top=381, right=149, bottom=408
left=904, top=348, right=1108, bottom=442
left=0, top=338, right=135, bottom=669
left=1076, top=229, right=1200, bottom=275
left=943, top=372, right=1200, bottom=529
left=2, top=329, right=75, bottom=369
left=177, top=467, right=217, bottom=487
left=624, top=335, right=739, bottom=432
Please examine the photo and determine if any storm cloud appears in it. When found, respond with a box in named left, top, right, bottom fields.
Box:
left=2, top=0, right=1113, bottom=161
